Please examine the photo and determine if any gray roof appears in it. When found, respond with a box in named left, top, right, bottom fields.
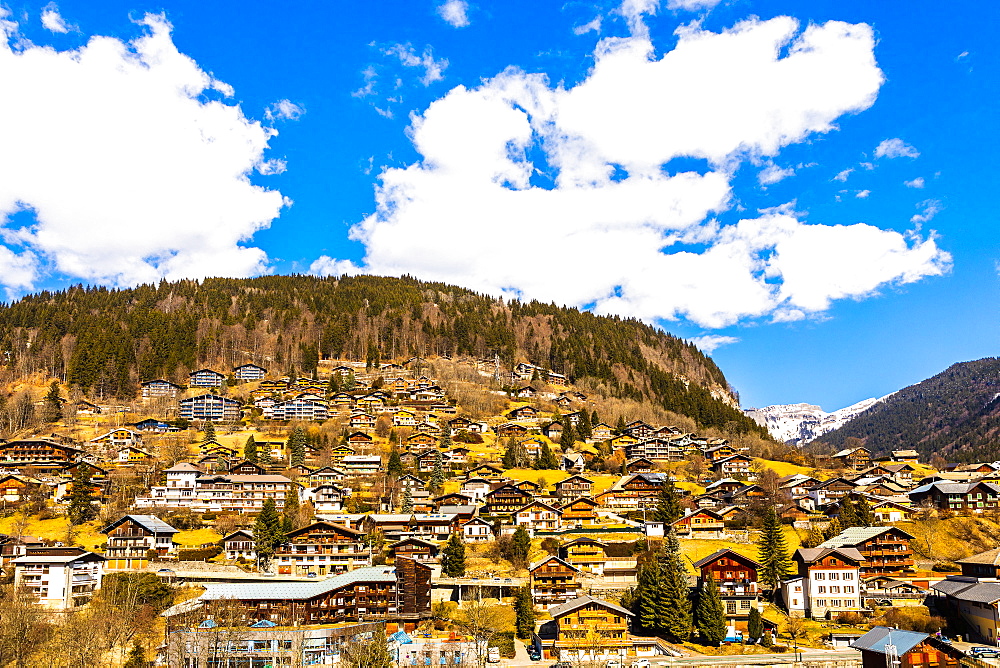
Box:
left=104, top=514, right=179, bottom=535
left=200, top=565, right=399, bottom=601
left=438, top=505, right=477, bottom=514
left=795, top=547, right=866, bottom=563
left=958, top=547, right=1000, bottom=565
left=548, top=595, right=633, bottom=619
left=817, top=526, right=915, bottom=549
left=12, top=551, right=105, bottom=564
left=692, top=548, right=761, bottom=569
left=851, top=627, right=928, bottom=655
left=936, top=582, right=1000, bottom=604
left=930, top=579, right=976, bottom=596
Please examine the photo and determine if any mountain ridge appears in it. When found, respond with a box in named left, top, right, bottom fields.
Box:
left=744, top=396, right=887, bottom=445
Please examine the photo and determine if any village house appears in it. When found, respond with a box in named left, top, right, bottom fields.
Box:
left=306, top=484, right=349, bottom=513
left=0, top=474, right=45, bottom=504
left=712, top=454, right=754, bottom=479
left=692, top=549, right=761, bottom=638
left=178, top=393, right=242, bottom=422
left=596, top=473, right=665, bottom=511
left=233, top=363, right=267, bottom=381
left=506, top=405, right=538, bottom=420
left=135, top=462, right=297, bottom=513
left=13, top=547, right=105, bottom=610
left=554, top=474, right=594, bottom=500
left=222, top=529, right=256, bottom=561
left=514, top=501, right=563, bottom=533
left=547, top=595, right=634, bottom=665
left=460, top=477, right=493, bottom=503
left=851, top=628, right=963, bottom=668
left=116, top=445, right=154, bottom=464
left=784, top=547, right=866, bottom=619
left=809, top=477, right=860, bottom=508
left=141, top=379, right=183, bottom=399
left=909, top=480, right=1000, bottom=513
left=496, top=423, right=529, bottom=438
left=559, top=538, right=609, bottom=575
left=672, top=508, right=725, bottom=539
left=530, top=555, right=581, bottom=608
left=861, top=576, right=927, bottom=608
left=466, top=463, right=504, bottom=479
left=830, top=446, right=874, bottom=471
left=171, top=560, right=432, bottom=627
left=931, top=548, right=1000, bottom=642
left=266, top=397, right=330, bottom=421
left=0, top=438, right=85, bottom=470
left=188, top=368, right=226, bottom=388
left=276, top=521, right=371, bottom=576
left=484, top=484, right=534, bottom=516
left=624, top=457, right=656, bottom=474
left=462, top=517, right=493, bottom=543
left=559, top=497, right=600, bottom=525
left=363, top=514, right=414, bottom=542
left=90, top=428, right=143, bottom=449
left=817, top=526, right=915, bottom=576
left=389, top=537, right=439, bottom=564
left=341, top=455, right=382, bottom=476
left=101, top=514, right=179, bottom=570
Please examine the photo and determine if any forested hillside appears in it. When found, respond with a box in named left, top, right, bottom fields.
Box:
left=814, top=358, right=1000, bottom=462
left=0, top=275, right=769, bottom=438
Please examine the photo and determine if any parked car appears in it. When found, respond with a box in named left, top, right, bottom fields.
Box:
left=550, top=663, right=572, bottom=668
left=970, top=647, right=998, bottom=657
left=528, top=647, right=541, bottom=661
left=631, top=661, right=651, bottom=668
left=605, top=661, right=624, bottom=668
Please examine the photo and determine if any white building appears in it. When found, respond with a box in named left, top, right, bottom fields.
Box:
left=134, top=462, right=297, bottom=513
left=786, top=547, right=866, bottom=618
left=13, top=548, right=105, bottom=609
left=341, top=455, right=381, bottom=476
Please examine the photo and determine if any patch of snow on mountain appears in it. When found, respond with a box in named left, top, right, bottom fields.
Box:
left=744, top=395, right=888, bottom=445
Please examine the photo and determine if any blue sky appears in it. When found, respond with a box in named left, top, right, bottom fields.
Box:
left=0, top=0, right=995, bottom=411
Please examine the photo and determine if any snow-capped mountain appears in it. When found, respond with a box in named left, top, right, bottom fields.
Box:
left=744, top=396, right=888, bottom=445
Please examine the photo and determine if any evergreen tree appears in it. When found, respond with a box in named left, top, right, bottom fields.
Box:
left=838, top=496, right=859, bottom=529
left=42, top=380, right=62, bottom=423
left=282, top=487, right=300, bottom=533
left=511, top=525, right=531, bottom=567
left=694, top=573, right=727, bottom=646
left=560, top=420, right=576, bottom=448
left=653, top=480, right=684, bottom=524
left=288, top=426, right=307, bottom=466
left=201, top=421, right=216, bottom=443
left=387, top=449, right=404, bottom=478
left=854, top=495, right=876, bottom=527
left=536, top=443, right=559, bottom=470
left=591, top=410, right=600, bottom=426
left=401, top=486, right=414, bottom=513
left=614, top=415, right=627, bottom=435
left=577, top=410, right=592, bottom=441
left=343, top=372, right=356, bottom=391
left=67, top=466, right=98, bottom=525
left=636, top=560, right=663, bottom=631
left=748, top=607, right=765, bottom=643
left=439, top=428, right=452, bottom=450
left=259, top=442, right=273, bottom=469
left=822, top=518, right=843, bottom=541
left=326, top=372, right=340, bottom=395
left=659, top=531, right=692, bottom=641
left=514, top=586, right=536, bottom=639
left=430, top=450, right=446, bottom=491
left=757, top=507, right=792, bottom=593
left=254, top=498, right=283, bottom=571
left=244, top=435, right=258, bottom=464
left=122, top=641, right=146, bottom=668
left=441, top=532, right=466, bottom=577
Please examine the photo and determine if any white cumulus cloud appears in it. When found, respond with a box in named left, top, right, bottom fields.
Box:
left=689, top=334, right=739, bottom=352
left=40, top=3, right=73, bottom=33
left=833, top=168, right=853, bottom=182
left=667, top=0, right=724, bottom=11
left=759, top=163, right=795, bottom=185
left=855, top=189, right=870, bottom=198
left=0, top=12, right=286, bottom=292
left=317, top=16, right=948, bottom=329
left=309, top=256, right=362, bottom=277
left=438, top=0, right=470, bottom=28
left=904, top=177, right=925, bottom=188
left=265, top=99, right=304, bottom=121
left=875, top=137, right=919, bottom=159
left=383, top=44, right=448, bottom=86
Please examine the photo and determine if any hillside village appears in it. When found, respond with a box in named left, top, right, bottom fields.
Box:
left=2, top=355, right=1000, bottom=666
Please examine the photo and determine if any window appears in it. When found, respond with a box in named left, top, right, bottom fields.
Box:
left=814, top=573, right=825, bottom=580
left=818, top=586, right=826, bottom=593
left=844, top=586, right=854, bottom=593
left=843, top=572, right=854, bottom=580
left=831, top=586, right=840, bottom=594
left=817, top=599, right=827, bottom=607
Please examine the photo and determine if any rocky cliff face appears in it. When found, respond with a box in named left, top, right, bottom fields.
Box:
left=744, top=396, right=886, bottom=445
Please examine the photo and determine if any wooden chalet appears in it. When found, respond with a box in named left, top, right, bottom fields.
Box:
left=484, top=484, right=534, bottom=516
left=559, top=497, right=599, bottom=524
left=672, top=508, right=725, bottom=538
left=554, top=475, right=594, bottom=500
left=692, top=549, right=761, bottom=633
left=101, top=514, right=179, bottom=570
left=851, top=628, right=963, bottom=668
left=389, top=537, right=439, bottom=563
left=0, top=439, right=84, bottom=470
left=276, top=521, right=370, bottom=576
left=529, top=555, right=581, bottom=607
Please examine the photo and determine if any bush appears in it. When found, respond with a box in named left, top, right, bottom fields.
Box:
left=201, top=513, right=217, bottom=521
left=101, top=572, right=174, bottom=609
left=178, top=546, right=223, bottom=561
left=883, top=607, right=946, bottom=634
left=932, top=561, right=960, bottom=572
left=773, top=645, right=789, bottom=653
left=836, top=611, right=866, bottom=626
left=489, top=632, right=516, bottom=658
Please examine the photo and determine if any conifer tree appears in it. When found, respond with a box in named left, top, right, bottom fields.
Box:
left=514, top=586, right=536, bottom=639
left=430, top=450, right=446, bottom=491
left=259, top=442, right=273, bottom=469
left=254, top=498, right=283, bottom=571
left=654, top=480, right=684, bottom=524
left=42, top=380, right=62, bottom=423
left=636, top=560, right=662, bottom=632
left=441, top=532, right=466, bottom=577
left=244, top=435, right=258, bottom=464
left=401, top=486, right=414, bottom=513
left=387, top=449, right=404, bottom=478
left=659, top=530, right=692, bottom=641
left=282, top=487, right=300, bottom=533
left=560, top=420, right=576, bottom=449
left=512, top=525, right=531, bottom=567
left=536, top=443, right=559, bottom=470
left=614, top=415, right=627, bottom=435
left=748, top=607, right=765, bottom=643
left=122, top=641, right=146, bottom=668
left=327, top=373, right=340, bottom=395
left=577, top=410, right=592, bottom=441
left=67, top=466, right=98, bottom=525
left=439, top=428, right=452, bottom=451
left=802, top=524, right=827, bottom=548
left=823, top=517, right=843, bottom=541
left=695, top=573, right=727, bottom=646
left=591, top=410, right=600, bottom=426
left=757, top=507, right=792, bottom=593
left=838, top=496, right=859, bottom=529
left=855, top=495, right=876, bottom=527
left=288, top=426, right=307, bottom=467
left=201, top=421, right=216, bottom=443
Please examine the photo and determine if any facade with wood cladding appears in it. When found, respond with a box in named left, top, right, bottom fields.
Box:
left=276, top=521, right=371, bottom=576
left=530, top=556, right=581, bottom=607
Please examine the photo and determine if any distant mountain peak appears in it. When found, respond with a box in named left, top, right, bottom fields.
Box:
left=744, top=395, right=888, bottom=445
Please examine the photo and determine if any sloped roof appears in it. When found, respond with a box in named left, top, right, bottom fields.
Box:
left=795, top=547, right=866, bottom=564
left=817, top=526, right=915, bottom=549
left=102, top=514, right=178, bottom=535
left=200, top=565, right=399, bottom=601
left=549, top=595, right=633, bottom=619
left=692, top=548, right=761, bottom=569
left=959, top=547, right=1000, bottom=565
left=851, top=627, right=927, bottom=655
left=940, top=582, right=1000, bottom=604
